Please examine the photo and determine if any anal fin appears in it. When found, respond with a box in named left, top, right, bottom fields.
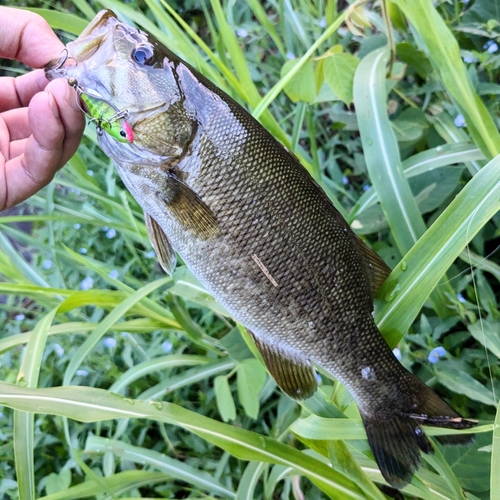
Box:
left=144, top=212, right=177, bottom=275
left=248, top=331, right=317, bottom=400
left=351, top=234, right=391, bottom=297
left=157, top=170, right=219, bottom=240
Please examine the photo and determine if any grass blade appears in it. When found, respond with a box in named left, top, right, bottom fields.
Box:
left=353, top=46, right=426, bottom=252
left=14, top=308, right=58, bottom=500
left=0, top=382, right=367, bottom=499
left=62, top=277, right=171, bottom=385
left=394, top=0, right=500, bottom=159
left=86, top=435, right=236, bottom=498
left=375, top=153, right=500, bottom=346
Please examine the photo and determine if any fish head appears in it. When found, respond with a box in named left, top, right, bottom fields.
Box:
left=45, top=10, right=195, bottom=166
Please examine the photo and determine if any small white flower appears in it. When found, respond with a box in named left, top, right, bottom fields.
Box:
left=237, top=28, right=248, bottom=38
left=14, top=314, right=25, bottom=321
left=42, top=259, right=53, bottom=270
left=76, top=369, right=88, bottom=377
left=79, top=248, right=88, bottom=254
left=145, top=250, right=156, bottom=259
left=109, top=270, right=119, bottom=279
left=106, top=228, right=116, bottom=239
left=74, top=223, right=81, bottom=229
left=87, top=169, right=94, bottom=176
left=286, top=51, right=296, bottom=60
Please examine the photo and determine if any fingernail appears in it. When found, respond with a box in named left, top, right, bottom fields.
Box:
left=46, top=91, right=60, bottom=119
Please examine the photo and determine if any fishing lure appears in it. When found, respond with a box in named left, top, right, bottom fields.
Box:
left=67, top=77, right=134, bottom=143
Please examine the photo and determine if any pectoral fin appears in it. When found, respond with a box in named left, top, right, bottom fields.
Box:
left=157, top=170, right=219, bottom=239
left=144, top=212, right=177, bottom=275
left=248, top=331, right=317, bottom=400
left=352, top=234, right=391, bottom=297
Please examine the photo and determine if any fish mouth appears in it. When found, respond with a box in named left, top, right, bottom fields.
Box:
left=45, top=9, right=118, bottom=78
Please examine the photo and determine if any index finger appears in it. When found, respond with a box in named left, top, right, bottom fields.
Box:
left=0, top=7, right=65, bottom=68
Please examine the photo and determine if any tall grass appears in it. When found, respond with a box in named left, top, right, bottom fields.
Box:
left=1, top=0, right=499, bottom=498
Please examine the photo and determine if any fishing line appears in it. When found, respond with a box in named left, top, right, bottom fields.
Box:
left=435, top=243, right=500, bottom=285
left=465, top=201, right=497, bottom=406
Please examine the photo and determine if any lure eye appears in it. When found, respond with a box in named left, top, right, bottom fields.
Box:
left=132, top=44, right=155, bottom=65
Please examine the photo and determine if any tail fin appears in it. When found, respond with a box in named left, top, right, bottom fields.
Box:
left=360, top=379, right=477, bottom=489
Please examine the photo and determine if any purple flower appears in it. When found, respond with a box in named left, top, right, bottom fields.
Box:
left=80, top=276, right=94, bottom=290
left=393, top=347, right=402, bottom=361
left=106, top=228, right=116, bottom=239
left=237, top=28, right=248, bottom=38
left=87, top=169, right=94, bottom=176
left=74, top=223, right=81, bottom=229
left=363, top=184, right=371, bottom=192
left=14, top=314, right=25, bottom=321
left=79, top=248, right=88, bottom=254
left=145, top=250, right=156, bottom=259
left=488, top=42, right=499, bottom=54
left=463, top=55, right=476, bottom=63
left=342, top=176, right=349, bottom=186
left=76, top=369, right=88, bottom=377
left=458, top=293, right=466, bottom=303
left=454, top=114, right=466, bottom=127
left=286, top=51, right=296, bottom=60
left=104, top=337, right=117, bottom=349
left=319, top=18, right=327, bottom=28
left=162, top=341, right=173, bottom=353
left=109, top=270, right=119, bottom=279
left=43, top=259, right=53, bottom=269
left=428, top=346, right=447, bottom=364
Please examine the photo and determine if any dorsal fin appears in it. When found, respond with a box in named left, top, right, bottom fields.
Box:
left=351, top=234, right=391, bottom=297
left=144, top=212, right=177, bottom=275
left=248, top=331, right=317, bottom=400
left=156, top=170, right=219, bottom=240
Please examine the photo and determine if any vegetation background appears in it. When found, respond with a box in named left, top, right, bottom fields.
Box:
left=0, top=0, right=500, bottom=498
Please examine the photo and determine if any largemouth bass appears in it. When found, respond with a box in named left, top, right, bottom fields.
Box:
left=46, top=10, right=476, bottom=488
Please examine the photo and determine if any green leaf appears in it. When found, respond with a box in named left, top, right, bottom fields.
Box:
left=440, top=432, right=492, bottom=493
left=237, top=359, right=267, bottom=419
left=21, top=7, right=88, bottom=35
left=434, top=366, right=497, bottom=407
left=328, top=441, right=385, bottom=500
left=39, top=471, right=168, bottom=499
left=281, top=59, right=316, bottom=103
left=375, top=153, right=500, bottom=346
left=85, top=435, right=235, bottom=498
left=468, top=320, right=500, bottom=360
left=323, top=53, right=360, bottom=105
left=14, top=308, right=58, bottom=500
left=491, top=399, right=500, bottom=498
left=214, top=375, right=236, bottom=422
left=395, top=42, right=432, bottom=79
left=0, top=382, right=367, bottom=499
left=394, top=0, right=500, bottom=159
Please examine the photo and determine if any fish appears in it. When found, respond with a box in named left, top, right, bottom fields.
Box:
left=45, top=10, right=477, bottom=488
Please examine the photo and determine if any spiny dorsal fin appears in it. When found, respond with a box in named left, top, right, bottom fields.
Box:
left=351, top=234, right=391, bottom=297
left=144, top=212, right=177, bottom=275
left=156, top=171, right=219, bottom=239
left=248, top=331, right=317, bottom=400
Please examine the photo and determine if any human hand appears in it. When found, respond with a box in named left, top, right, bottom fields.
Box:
left=0, top=7, right=85, bottom=211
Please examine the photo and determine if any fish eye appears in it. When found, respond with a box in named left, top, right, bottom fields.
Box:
left=132, top=44, right=155, bottom=65
left=120, top=130, right=127, bottom=138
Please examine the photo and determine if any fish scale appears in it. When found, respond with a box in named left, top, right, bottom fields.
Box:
left=45, top=9, right=477, bottom=489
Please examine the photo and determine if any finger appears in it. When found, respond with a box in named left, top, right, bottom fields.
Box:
left=0, top=108, right=29, bottom=142
left=0, top=7, right=65, bottom=67
left=0, top=69, right=52, bottom=112
left=8, top=138, right=28, bottom=159
left=44, top=78, right=85, bottom=166
left=1, top=80, right=84, bottom=210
